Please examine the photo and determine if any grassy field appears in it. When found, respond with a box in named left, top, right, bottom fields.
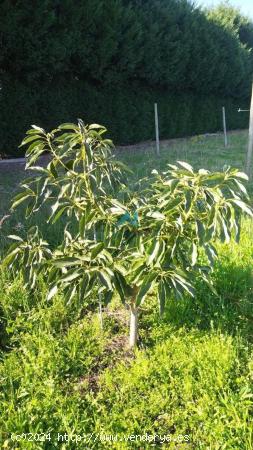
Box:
left=0, top=130, right=253, bottom=449
left=0, top=130, right=250, bottom=247
left=118, top=130, right=250, bottom=185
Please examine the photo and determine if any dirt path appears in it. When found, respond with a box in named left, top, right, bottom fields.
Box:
left=0, top=155, right=50, bottom=172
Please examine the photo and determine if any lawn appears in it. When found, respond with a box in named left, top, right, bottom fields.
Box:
left=118, top=130, right=249, bottom=185
left=0, top=129, right=253, bottom=449
left=0, top=130, right=250, bottom=246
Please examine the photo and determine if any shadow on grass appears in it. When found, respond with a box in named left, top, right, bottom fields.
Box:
left=140, top=260, right=253, bottom=348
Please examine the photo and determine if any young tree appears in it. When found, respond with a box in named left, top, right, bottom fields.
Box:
left=3, top=123, right=253, bottom=348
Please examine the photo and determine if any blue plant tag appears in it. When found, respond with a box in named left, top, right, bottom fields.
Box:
left=117, top=211, right=139, bottom=228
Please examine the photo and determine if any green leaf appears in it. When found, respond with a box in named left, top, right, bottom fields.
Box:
left=48, top=160, right=58, bottom=178
left=47, top=267, right=58, bottom=284
left=98, top=270, right=112, bottom=290
left=158, top=280, right=169, bottom=315
left=60, top=270, right=81, bottom=283
left=230, top=199, right=253, bottom=217
left=65, top=285, right=77, bottom=304
left=26, top=141, right=45, bottom=157
left=146, top=211, right=165, bottom=220
left=204, top=173, right=225, bottom=185
left=114, top=272, right=126, bottom=303
left=91, top=242, right=104, bottom=259
left=204, top=243, right=218, bottom=266
left=114, top=271, right=132, bottom=302
left=79, top=215, right=86, bottom=237
left=136, top=272, right=157, bottom=306
left=234, top=171, right=248, bottom=181
left=31, top=125, right=45, bottom=133
left=8, top=235, right=24, bottom=242
left=58, top=123, right=79, bottom=130
left=26, top=145, right=46, bottom=168
left=20, top=135, right=42, bottom=146
left=219, top=216, right=230, bottom=243
left=53, top=257, right=83, bottom=268
left=172, top=274, right=195, bottom=298
left=104, top=290, right=113, bottom=306
left=164, top=178, right=180, bottom=193
left=196, top=220, right=205, bottom=245
left=130, top=262, right=146, bottom=285
left=48, top=201, right=60, bottom=221
left=47, top=285, right=58, bottom=301
left=147, top=240, right=161, bottom=266
left=163, top=197, right=182, bottom=212
left=185, top=190, right=192, bottom=213
left=85, top=143, right=92, bottom=161
left=12, top=191, right=32, bottom=209
left=177, top=161, right=194, bottom=173
left=2, top=248, right=20, bottom=267
left=114, top=263, right=127, bottom=276
left=191, top=243, right=198, bottom=266
left=233, top=179, right=249, bottom=198
left=51, top=206, right=68, bottom=224
left=89, top=123, right=104, bottom=130
left=234, top=213, right=241, bottom=243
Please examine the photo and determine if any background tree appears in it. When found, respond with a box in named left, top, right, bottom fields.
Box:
left=0, top=0, right=252, bottom=155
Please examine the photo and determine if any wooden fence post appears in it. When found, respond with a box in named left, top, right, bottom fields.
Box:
left=222, top=106, right=228, bottom=147
left=154, top=103, right=160, bottom=157
left=246, top=82, right=253, bottom=177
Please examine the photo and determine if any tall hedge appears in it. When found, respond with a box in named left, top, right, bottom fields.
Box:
left=0, top=0, right=252, bottom=156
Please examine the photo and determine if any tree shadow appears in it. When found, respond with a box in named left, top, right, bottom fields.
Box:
left=140, top=259, right=253, bottom=348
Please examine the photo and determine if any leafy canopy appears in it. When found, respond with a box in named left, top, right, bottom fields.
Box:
left=2, top=122, right=253, bottom=317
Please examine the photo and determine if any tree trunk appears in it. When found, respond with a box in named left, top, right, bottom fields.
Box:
left=98, top=295, right=103, bottom=331
left=129, top=304, right=138, bottom=349
left=94, top=228, right=103, bottom=331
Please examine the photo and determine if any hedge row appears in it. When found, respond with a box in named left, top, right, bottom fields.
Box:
left=0, top=79, right=249, bottom=156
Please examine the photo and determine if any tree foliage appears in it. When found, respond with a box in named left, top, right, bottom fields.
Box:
left=0, top=0, right=252, bottom=155
left=207, top=2, right=253, bottom=50
left=2, top=122, right=253, bottom=347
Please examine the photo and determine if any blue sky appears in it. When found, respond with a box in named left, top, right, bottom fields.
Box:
left=197, top=0, right=253, bottom=19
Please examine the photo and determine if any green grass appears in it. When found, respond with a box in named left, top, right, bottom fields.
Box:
left=0, top=130, right=250, bottom=249
left=0, top=130, right=253, bottom=449
left=0, top=129, right=250, bottom=236
left=118, top=130, right=249, bottom=186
